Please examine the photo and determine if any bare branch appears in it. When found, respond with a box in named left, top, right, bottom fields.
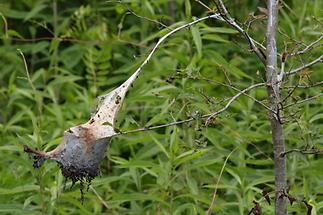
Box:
left=195, top=76, right=271, bottom=112
left=194, top=0, right=213, bottom=11
left=285, top=55, right=323, bottom=76
left=206, top=82, right=266, bottom=125
left=115, top=82, right=266, bottom=136
left=110, top=0, right=168, bottom=29
left=281, top=148, right=323, bottom=157
left=284, top=93, right=323, bottom=109
left=213, top=0, right=267, bottom=65
left=115, top=117, right=195, bottom=136
left=129, top=13, right=221, bottom=82
left=283, top=81, right=323, bottom=89
left=290, top=35, right=323, bottom=57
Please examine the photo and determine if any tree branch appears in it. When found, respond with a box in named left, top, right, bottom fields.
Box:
left=283, top=81, right=323, bottom=89
left=126, top=13, right=222, bottom=84
left=194, top=0, right=213, bottom=11
left=111, top=0, right=169, bottom=29
left=290, top=35, right=323, bottom=57
left=213, top=0, right=267, bottom=65
left=281, top=148, right=323, bottom=157
left=115, top=83, right=265, bottom=136
left=206, top=83, right=266, bottom=124
left=284, top=93, right=323, bottom=109
left=285, top=55, right=323, bottom=76
left=185, top=75, right=271, bottom=112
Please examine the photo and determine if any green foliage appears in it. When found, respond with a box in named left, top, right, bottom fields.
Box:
left=0, top=0, right=322, bottom=214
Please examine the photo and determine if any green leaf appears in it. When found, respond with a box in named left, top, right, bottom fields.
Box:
left=201, top=27, right=238, bottom=34
left=310, top=113, right=323, bottom=123
left=0, top=185, right=39, bottom=195
left=7, top=29, right=24, bottom=38
left=174, top=148, right=211, bottom=166
left=149, top=133, right=170, bottom=158
left=0, top=204, right=34, bottom=214
left=24, top=4, right=46, bottom=21
left=208, top=51, right=253, bottom=79
left=191, top=25, right=202, bottom=57
left=202, top=34, right=229, bottom=43
left=185, top=0, right=191, bottom=17
left=110, top=193, right=168, bottom=206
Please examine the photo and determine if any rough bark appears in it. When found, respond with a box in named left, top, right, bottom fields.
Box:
left=265, top=0, right=287, bottom=214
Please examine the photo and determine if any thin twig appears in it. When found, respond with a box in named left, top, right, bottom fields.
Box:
left=217, top=120, right=273, bottom=160
left=29, top=20, right=55, bottom=37
left=206, top=147, right=237, bottom=214
left=284, top=93, right=323, bottom=109
left=195, top=0, right=213, bottom=11
left=213, top=0, right=267, bottom=65
left=285, top=55, right=323, bottom=76
left=110, top=0, right=169, bottom=29
left=114, top=82, right=265, bottom=136
left=114, top=118, right=195, bottom=136
left=281, top=79, right=300, bottom=104
left=206, top=82, right=266, bottom=124
left=283, top=81, right=323, bottom=89
left=281, top=148, right=323, bottom=157
left=290, top=35, right=323, bottom=57
left=221, top=83, right=271, bottom=112
left=191, top=76, right=271, bottom=112
left=123, top=13, right=222, bottom=84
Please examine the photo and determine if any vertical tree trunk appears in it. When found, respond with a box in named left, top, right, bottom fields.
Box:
left=266, top=0, right=287, bottom=214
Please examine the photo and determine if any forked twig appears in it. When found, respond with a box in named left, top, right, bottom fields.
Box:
left=281, top=148, right=323, bottom=157
left=285, top=55, right=323, bottom=76
left=284, top=93, right=322, bottom=109
left=206, top=83, right=266, bottom=124
left=213, top=0, right=267, bottom=65
left=116, top=82, right=266, bottom=136
left=289, top=35, right=323, bottom=57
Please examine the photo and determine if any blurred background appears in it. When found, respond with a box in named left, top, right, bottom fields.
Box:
left=0, top=0, right=322, bottom=214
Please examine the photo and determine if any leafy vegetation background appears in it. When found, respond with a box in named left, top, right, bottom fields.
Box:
left=0, top=0, right=322, bottom=214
